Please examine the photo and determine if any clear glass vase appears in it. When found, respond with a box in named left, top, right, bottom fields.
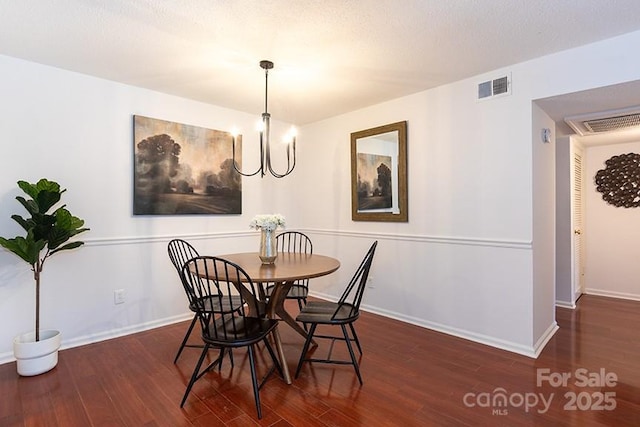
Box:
left=259, top=228, right=277, bottom=264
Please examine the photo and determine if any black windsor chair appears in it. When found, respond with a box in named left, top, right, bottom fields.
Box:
left=179, top=256, right=282, bottom=419
left=264, top=231, right=313, bottom=311
left=294, top=241, right=378, bottom=385
left=167, top=239, right=203, bottom=363
left=168, top=239, right=242, bottom=366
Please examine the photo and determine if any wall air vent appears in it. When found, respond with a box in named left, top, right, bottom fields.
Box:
left=565, top=106, right=640, bottom=136
left=477, top=73, right=512, bottom=100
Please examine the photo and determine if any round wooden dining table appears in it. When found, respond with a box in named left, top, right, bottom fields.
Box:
left=212, top=252, right=340, bottom=384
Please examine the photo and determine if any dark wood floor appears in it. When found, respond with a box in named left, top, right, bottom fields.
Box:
left=1, top=295, right=639, bottom=426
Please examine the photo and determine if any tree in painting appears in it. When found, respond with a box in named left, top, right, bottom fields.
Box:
left=377, top=163, right=391, bottom=198
left=356, top=153, right=392, bottom=210
left=136, top=134, right=182, bottom=194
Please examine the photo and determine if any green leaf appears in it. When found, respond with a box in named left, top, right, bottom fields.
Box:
left=0, top=231, right=45, bottom=266
left=17, top=180, right=39, bottom=200
left=53, top=208, right=73, bottom=228
left=36, top=190, right=61, bottom=214
left=11, top=214, right=32, bottom=232
left=55, top=208, right=88, bottom=232
left=46, top=208, right=89, bottom=250
left=18, top=179, right=62, bottom=197
left=15, top=196, right=39, bottom=216
left=35, top=178, right=62, bottom=193
left=31, top=213, right=56, bottom=242
left=49, top=241, right=85, bottom=256
left=47, top=227, right=72, bottom=251
left=17, top=179, right=63, bottom=214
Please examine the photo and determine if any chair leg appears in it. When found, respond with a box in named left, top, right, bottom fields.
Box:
left=247, top=345, right=263, bottom=419
left=214, top=347, right=228, bottom=371
left=342, top=324, right=363, bottom=386
left=227, top=347, right=234, bottom=368
left=348, top=322, right=362, bottom=355
left=296, top=299, right=309, bottom=331
left=262, top=336, right=283, bottom=378
left=180, top=343, right=210, bottom=407
left=174, top=314, right=198, bottom=363
left=295, top=323, right=317, bottom=379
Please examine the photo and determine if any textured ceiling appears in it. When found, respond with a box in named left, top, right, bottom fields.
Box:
left=2, top=0, right=640, bottom=125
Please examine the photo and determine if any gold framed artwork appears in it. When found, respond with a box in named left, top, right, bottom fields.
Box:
left=350, top=121, right=408, bottom=222
left=133, top=115, right=242, bottom=215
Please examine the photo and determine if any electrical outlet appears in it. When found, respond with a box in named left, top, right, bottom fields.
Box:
left=367, top=276, right=375, bottom=289
left=114, top=289, right=125, bottom=305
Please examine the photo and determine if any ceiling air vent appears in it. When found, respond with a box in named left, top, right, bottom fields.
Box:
left=565, top=106, right=640, bottom=136
left=477, top=73, right=511, bottom=100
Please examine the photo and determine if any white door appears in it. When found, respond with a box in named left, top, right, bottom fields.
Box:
left=571, top=143, right=585, bottom=299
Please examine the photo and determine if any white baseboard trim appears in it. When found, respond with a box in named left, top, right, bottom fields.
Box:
left=532, top=321, right=560, bottom=358
left=310, top=291, right=540, bottom=358
left=0, top=295, right=561, bottom=366
left=0, top=312, right=193, bottom=366
left=555, top=300, right=577, bottom=309
left=584, top=288, right=640, bottom=302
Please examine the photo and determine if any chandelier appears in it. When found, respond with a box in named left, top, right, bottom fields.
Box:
left=232, top=60, right=297, bottom=178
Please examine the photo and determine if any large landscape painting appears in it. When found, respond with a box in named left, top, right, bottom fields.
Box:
left=133, top=115, right=242, bottom=215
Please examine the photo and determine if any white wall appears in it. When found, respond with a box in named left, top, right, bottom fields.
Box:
left=0, top=54, right=296, bottom=362
left=583, top=140, right=640, bottom=300
left=532, top=104, right=558, bottom=349
left=293, top=30, right=640, bottom=357
left=3, top=28, right=640, bottom=363
left=297, top=84, right=537, bottom=355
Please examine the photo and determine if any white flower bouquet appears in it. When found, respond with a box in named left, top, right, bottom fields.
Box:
left=249, top=214, right=286, bottom=231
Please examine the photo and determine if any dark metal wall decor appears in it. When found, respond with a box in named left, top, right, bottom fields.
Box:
left=594, top=152, right=640, bottom=208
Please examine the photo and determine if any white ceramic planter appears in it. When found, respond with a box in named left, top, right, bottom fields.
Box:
left=13, top=330, right=61, bottom=376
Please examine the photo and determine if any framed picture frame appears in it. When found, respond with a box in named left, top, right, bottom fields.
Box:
left=133, top=115, right=242, bottom=215
left=351, top=121, right=408, bottom=222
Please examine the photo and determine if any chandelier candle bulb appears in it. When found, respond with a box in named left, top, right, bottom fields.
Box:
left=283, top=127, right=297, bottom=146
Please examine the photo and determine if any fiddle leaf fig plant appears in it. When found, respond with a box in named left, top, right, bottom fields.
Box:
left=0, top=179, right=89, bottom=341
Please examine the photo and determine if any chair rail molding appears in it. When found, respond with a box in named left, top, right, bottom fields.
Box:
left=82, top=231, right=253, bottom=247
left=301, top=228, right=532, bottom=250
left=79, top=229, right=531, bottom=251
